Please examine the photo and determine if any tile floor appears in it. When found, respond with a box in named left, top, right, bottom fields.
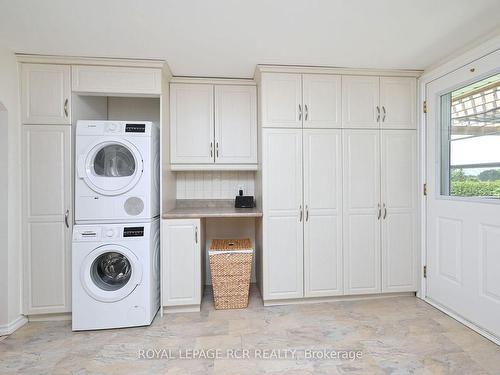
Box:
left=1, top=287, right=499, bottom=374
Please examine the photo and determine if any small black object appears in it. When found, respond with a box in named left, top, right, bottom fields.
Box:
left=235, top=194, right=255, bottom=208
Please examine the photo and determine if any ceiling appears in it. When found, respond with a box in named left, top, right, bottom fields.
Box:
left=0, top=0, right=499, bottom=77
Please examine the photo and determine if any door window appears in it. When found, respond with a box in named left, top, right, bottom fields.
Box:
left=91, top=252, right=132, bottom=291
left=93, top=144, right=135, bottom=177
left=440, top=73, right=500, bottom=198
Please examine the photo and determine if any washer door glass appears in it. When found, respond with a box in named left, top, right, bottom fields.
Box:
left=91, top=252, right=132, bottom=291
left=80, top=140, right=144, bottom=196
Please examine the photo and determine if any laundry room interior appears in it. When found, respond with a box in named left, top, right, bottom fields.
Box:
left=1, top=1, right=500, bottom=374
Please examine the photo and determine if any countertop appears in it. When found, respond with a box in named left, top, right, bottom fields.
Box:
left=162, top=199, right=263, bottom=219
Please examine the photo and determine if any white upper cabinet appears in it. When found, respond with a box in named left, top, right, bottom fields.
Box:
left=380, top=77, right=416, bottom=129
left=170, top=82, right=257, bottom=169
left=302, top=74, right=341, bottom=128
left=342, top=76, right=380, bottom=129
left=381, top=130, right=417, bottom=292
left=170, top=83, right=215, bottom=164
left=215, top=85, right=257, bottom=164
left=260, top=73, right=303, bottom=128
left=303, top=129, right=343, bottom=297
left=21, top=64, right=71, bottom=125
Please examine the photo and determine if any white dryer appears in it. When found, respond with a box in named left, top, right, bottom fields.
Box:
left=72, top=219, right=160, bottom=331
left=75, top=120, right=159, bottom=223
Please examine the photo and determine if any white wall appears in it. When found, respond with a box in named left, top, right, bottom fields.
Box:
left=0, top=44, right=22, bottom=332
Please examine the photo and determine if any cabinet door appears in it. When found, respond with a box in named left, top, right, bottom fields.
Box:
left=170, top=84, right=214, bottom=164
left=260, top=73, right=302, bottom=128
left=21, top=64, right=71, bottom=124
left=215, top=85, right=257, bottom=164
left=262, top=129, right=303, bottom=300
left=342, top=76, right=380, bottom=129
left=162, top=219, right=201, bottom=307
left=302, top=74, right=341, bottom=128
left=381, top=130, right=417, bottom=292
left=22, top=125, right=72, bottom=314
left=380, top=77, right=416, bottom=129
left=303, top=130, right=343, bottom=297
left=343, top=130, right=381, bottom=294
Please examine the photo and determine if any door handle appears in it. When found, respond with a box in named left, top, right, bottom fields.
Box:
left=210, top=142, right=213, bottom=158
left=305, top=205, right=309, bottom=221
left=216, top=142, right=219, bottom=158
left=64, top=99, right=69, bottom=117
left=382, top=106, right=386, bottom=122
left=305, top=104, right=309, bottom=121
left=299, top=205, right=303, bottom=222
left=64, top=209, right=70, bottom=228
left=376, top=106, right=380, bottom=122
left=298, top=104, right=302, bottom=121
left=195, top=226, right=198, bottom=243
left=383, top=203, right=387, bottom=219
left=377, top=204, right=381, bottom=220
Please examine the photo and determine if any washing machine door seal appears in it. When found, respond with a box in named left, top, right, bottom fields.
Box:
left=78, top=139, right=144, bottom=196
left=80, top=244, right=143, bottom=303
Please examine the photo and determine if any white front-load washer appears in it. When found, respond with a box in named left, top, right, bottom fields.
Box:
left=75, top=120, right=159, bottom=223
left=72, top=219, right=160, bottom=331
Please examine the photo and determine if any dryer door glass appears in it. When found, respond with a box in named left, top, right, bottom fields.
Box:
left=91, top=252, right=132, bottom=291
left=93, top=144, right=135, bottom=177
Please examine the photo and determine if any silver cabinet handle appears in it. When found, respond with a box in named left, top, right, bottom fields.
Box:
left=305, top=205, right=309, bottom=221
left=376, top=106, right=380, bottom=122
left=383, top=203, right=387, bottom=219
left=299, top=205, right=303, bottom=222
left=64, top=209, right=69, bottom=228
left=216, top=142, right=219, bottom=158
left=377, top=204, right=381, bottom=220
left=298, top=104, right=302, bottom=121
left=64, top=99, right=69, bottom=117
left=305, top=104, right=309, bottom=121
left=382, top=106, right=386, bottom=122
left=195, top=226, right=198, bottom=243
left=210, top=142, right=213, bottom=158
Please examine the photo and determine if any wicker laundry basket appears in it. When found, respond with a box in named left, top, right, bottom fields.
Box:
left=209, top=239, right=253, bottom=310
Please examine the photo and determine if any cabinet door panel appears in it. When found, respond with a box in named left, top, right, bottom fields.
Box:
left=21, top=64, right=71, bottom=124
left=162, top=219, right=201, bottom=306
left=261, top=73, right=302, bottom=128
left=262, top=129, right=303, bottom=300
left=304, top=130, right=342, bottom=297
left=381, top=130, right=417, bottom=292
left=303, top=74, right=341, bottom=128
left=170, top=84, right=214, bottom=164
left=342, top=76, right=379, bottom=129
left=343, top=130, right=381, bottom=294
left=215, top=85, right=257, bottom=164
left=380, top=77, right=416, bottom=129
left=23, top=125, right=72, bottom=314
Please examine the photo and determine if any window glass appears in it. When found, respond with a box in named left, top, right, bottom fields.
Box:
left=440, top=73, right=500, bottom=198
left=93, top=144, right=135, bottom=177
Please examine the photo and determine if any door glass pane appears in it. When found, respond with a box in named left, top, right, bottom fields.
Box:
left=440, top=73, right=500, bottom=198
left=93, top=144, right=135, bottom=177
left=91, top=252, right=132, bottom=291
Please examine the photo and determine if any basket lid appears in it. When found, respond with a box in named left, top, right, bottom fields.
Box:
left=210, top=238, right=252, bottom=251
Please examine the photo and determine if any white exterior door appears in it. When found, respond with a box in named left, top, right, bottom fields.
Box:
left=21, top=64, right=71, bottom=124
left=262, top=129, right=303, bottom=300
left=170, top=84, right=214, bottom=164
left=381, top=130, right=418, bottom=292
left=342, top=76, right=380, bottom=129
left=343, top=129, right=381, bottom=294
left=260, top=73, right=302, bottom=128
left=162, top=219, right=201, bottom=307
left=426, top=52, right=500, bottom=340
left=302, top=74, right=341, bottom=128
left=380, top=77, right=416, bottom=129
left=214, top=85, right=257, bottom=164
left=303, top=129, right=343, bottom=297
left=22, top=125, right=72, bottom=314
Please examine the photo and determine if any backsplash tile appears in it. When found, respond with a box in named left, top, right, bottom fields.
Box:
left=176, top=171, right=255, bottom=199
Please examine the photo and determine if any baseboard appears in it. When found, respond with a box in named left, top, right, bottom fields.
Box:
left=163, top=305, right=200, bottom=314
left=264, top=291, right=416, bottom=307
left=28, top=312, right=71, bottom=322
left=424, top=298, right=500, bottom=346
left=0, top=315, right=28, bottom=336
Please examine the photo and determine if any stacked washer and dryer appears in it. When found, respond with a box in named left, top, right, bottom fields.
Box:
left=72, top=121, right=160, bottom=331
